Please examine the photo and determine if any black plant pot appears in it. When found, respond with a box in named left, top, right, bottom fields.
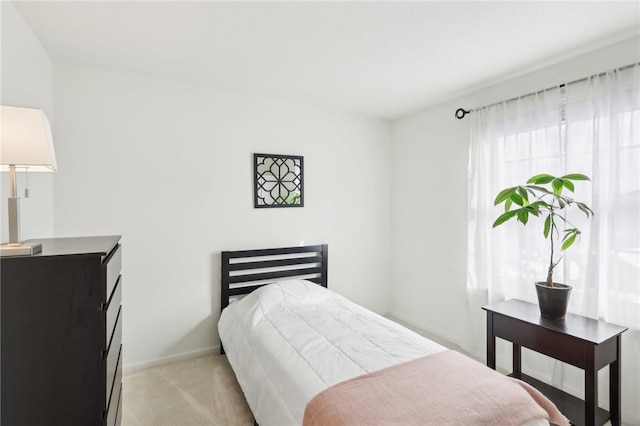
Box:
left=535, top=282, right=572, bottom=319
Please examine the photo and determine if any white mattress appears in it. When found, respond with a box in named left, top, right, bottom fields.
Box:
left=218, top=280, right=549, bottom=426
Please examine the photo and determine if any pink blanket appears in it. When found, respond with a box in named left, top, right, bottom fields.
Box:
left=303, top=350, right=569, bottom=426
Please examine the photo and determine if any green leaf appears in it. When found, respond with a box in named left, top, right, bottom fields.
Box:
left=517, top=186, right=529, bottom=204
left=527, top=174, right=555, bottom=184
left=576, top=202, right=594, bottom=218
left=510, top=193, right=524, bottom=206
left=561, top=173, right=590, bottom=181
left=494, top=187, right=516, bottom=205
left=493, top=210, right=518, bottom=228
left=561, top=179, right=575, bottom=192
left=517, top=209, right=529, bottom=225
left=543, top=215, right=551, bottom=239
left=561, top=233, right=577, bottom=250
left=552, top=179, right=564, bottom=196
left=526, top=185, right=554, bottom=196
left=530, top=200, right=551, bottom=210
left=525, top=206, right=540, bottom=216
left=504, top=198, right=513, bottom=212
left=525, top=187, right=537, bottom=197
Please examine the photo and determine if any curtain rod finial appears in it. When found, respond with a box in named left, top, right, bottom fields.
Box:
left=455, top=108, right=472, bottom=120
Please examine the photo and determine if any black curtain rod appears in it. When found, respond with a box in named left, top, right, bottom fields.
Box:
left=455, top=62, right=639, bottom=120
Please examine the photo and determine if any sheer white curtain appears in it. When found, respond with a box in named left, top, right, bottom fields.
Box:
left=466, top=64, right=639, bottom=424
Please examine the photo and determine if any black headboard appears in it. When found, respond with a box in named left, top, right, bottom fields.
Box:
left=220, top=244, right=328, bottom=313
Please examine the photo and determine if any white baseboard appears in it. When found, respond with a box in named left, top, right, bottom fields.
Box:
left=386, top=312, right=465, bottom=351
left=123, top=345, right=220, bottom=375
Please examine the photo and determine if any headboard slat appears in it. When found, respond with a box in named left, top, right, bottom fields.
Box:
left=229, top=266, right=322, bottom=284
left=228, top=255, right=322, bottom=271
left=225, top=245, right=324, bottom=259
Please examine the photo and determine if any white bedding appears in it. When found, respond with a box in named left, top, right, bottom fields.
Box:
left=218, top=280, right=549, bottom=426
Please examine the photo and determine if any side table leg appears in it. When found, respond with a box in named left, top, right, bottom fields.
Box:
left=513, top=343, right=522, bottom=375
left=610, top=337, right=621, bottom=426
left=585, top=347, right=598, bottom=426
left=486, top=313, right=495, bottom=369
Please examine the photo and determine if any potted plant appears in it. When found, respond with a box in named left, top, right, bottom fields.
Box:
left=492, top=173, right=594, bottom=319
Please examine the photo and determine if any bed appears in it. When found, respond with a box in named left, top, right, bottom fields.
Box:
left=218, top=244, right=568, bottom=426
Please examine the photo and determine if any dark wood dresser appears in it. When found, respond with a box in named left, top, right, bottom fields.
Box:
left=1, top=236, right=123, bottom=426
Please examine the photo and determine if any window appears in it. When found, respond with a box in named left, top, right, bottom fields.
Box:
left=467, top=64, right=640, bottom=327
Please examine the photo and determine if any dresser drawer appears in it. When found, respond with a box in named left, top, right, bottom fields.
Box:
left=105, top=308, right=122, bottom=408
left=106, top=352, right=122, bottom=426
left=106, top=276, right=122, bottom=349
left=105, top=245, right=122, bottom=300
left=113, top=388, right=122, bottom=426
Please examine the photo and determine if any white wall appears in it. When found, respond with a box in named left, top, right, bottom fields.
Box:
left=0, top=1, right=54, bottom=242
left=391, top=36, right=640, bottom=423
left=53, top=63, right=392, bottom=368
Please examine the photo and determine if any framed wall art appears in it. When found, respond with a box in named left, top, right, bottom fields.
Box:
left=254, top=153, right=304, bottom=208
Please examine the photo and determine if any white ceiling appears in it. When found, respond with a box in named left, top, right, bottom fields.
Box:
left=12, top=1, right=640, bottom=120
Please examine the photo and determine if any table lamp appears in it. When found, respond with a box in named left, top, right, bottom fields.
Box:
left=1, top=105, right=57, bottom=256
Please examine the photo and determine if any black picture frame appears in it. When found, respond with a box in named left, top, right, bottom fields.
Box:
left=254, top=153, right=304, bottom=208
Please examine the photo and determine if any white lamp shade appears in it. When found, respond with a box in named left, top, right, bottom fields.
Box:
left=1, top=105, right=57, bottom=172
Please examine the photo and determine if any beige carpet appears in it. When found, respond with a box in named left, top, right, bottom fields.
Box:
left=121, top=355, right=254, bottom=426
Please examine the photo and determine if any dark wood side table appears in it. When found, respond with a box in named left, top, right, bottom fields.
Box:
left=483, top=299, right=627, bottom=426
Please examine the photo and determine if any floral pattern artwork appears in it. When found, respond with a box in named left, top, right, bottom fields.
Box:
left=254, top=153, right=304, bottom=208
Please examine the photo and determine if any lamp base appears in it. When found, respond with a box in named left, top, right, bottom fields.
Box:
left=0, top=242, right=42, bottom=257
